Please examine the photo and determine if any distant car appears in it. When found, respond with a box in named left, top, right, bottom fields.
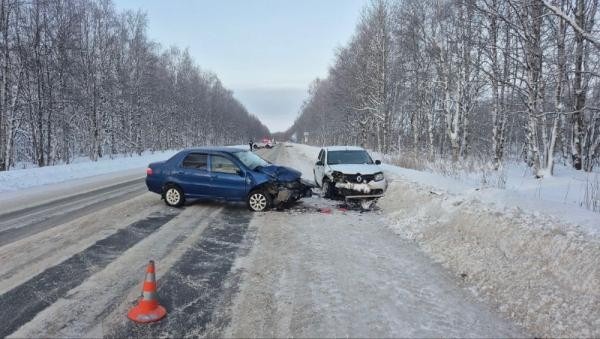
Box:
left=146, top=147, right=312, bottom=211
left=313, top=146, right=387, bottom=209
left=253, top=138, right=273, bottom=149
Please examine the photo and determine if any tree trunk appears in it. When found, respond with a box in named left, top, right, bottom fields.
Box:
left=571, top=0, right=586, bottom=170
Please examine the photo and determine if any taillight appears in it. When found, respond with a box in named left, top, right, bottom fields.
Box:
left=146, top=167, right=153, bottom=176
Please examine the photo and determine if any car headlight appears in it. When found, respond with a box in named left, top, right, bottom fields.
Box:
left=331, top=171, right=344, bottom=181
left=374, top=172, right=384, bottom=181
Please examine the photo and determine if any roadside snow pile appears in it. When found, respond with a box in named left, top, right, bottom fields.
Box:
left=381, top=164, right=599, bottom=233
left=379, top=178, right=600, bottom=338
left=0, top=150, right=177, bottom=193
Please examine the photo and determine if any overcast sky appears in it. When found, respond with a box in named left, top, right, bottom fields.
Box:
left=113, top=0, right=367, bottom=132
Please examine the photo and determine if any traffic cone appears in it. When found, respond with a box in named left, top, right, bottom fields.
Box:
left=127, top=260, right=167, bottom=323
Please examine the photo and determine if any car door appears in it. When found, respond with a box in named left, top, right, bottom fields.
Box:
left=176, top=153, right=211, bottom=197
left=314, top=149, right=325, bottom=187
left=209, top=154, right=247, bottom=200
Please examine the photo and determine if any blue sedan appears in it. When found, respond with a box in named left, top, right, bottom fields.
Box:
left=145, top=147, right=312, bottom=211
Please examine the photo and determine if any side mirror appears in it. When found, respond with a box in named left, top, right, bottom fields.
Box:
left=237, top=169, right=245, bottom=177
left=316, top=161, right=323, bottom=166
left=375, top=160, right=381, bottom=165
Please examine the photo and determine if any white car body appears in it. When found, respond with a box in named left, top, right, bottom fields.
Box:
left=313, top=146, right=387, bottom=199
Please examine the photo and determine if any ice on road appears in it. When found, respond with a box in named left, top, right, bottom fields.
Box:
left=227, top=206, right=522, bottom=337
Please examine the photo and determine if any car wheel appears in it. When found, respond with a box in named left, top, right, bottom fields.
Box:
left=247, top=189, right=272, bottom=212
left=163, top=184, right=185, bottom=207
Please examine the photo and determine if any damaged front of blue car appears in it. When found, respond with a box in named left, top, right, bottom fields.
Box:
left=250, top=163, right=314, bottom=207
left=227, top=149, right=313, bottom=211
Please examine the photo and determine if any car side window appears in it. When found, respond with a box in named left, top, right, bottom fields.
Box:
left=182, top=153, right=208, bottom=170
left=318, top=149, right=324, bottom=163
left=211, top=155, right=239, bottom=174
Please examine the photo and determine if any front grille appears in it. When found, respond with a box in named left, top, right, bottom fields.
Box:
left=343, top=174, right=374, bottom=183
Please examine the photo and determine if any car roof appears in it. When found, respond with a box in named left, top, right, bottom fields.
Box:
left=324, top=146, right=365, bottom=151
left=183, top=146, right=247, bottom=153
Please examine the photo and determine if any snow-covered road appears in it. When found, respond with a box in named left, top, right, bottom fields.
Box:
left=0, top=144, right=524, bottom=337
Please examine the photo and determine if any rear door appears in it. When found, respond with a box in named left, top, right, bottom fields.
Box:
left=209, top=154, right=247, bottom=200
left=177, top=153, right=211, bottom=197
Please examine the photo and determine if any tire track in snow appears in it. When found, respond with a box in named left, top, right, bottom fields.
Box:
left=105, top=207, right=254, bottom=338
left=0, top=178, right=146, bottom=247
left=0, top=210, right=178, bottom=338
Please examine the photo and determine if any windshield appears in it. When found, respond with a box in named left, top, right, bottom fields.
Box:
left=232, top=150, right=270, bottom=170
left=327, top=150, right=373, bottom=165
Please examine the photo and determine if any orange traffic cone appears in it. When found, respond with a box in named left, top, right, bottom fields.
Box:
left=127, top=260, right=167, bottom=323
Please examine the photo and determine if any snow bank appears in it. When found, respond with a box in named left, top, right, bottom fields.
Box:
left=381, top=165, right=600, bottom=234
left=379, top=180, right=600, bottom=337
left=0, top=150, right=178, bottom=193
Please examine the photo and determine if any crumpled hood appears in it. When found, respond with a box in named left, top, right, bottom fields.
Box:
left=328, top=164, right=382, bottom=175
left=257, top=165, right=302, bottom=181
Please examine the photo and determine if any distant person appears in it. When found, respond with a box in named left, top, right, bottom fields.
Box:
left=249, top=139, right=253, bottom=151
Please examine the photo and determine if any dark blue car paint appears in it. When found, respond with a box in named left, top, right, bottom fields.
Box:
left=145, top=147, right=305, bottom=203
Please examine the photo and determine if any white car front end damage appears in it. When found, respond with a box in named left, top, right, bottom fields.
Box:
left=325, top=164, right=388, bottom=199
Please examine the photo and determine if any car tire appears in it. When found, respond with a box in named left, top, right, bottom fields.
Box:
left=163, top=184, right=185, bottom=207
left=322, top=178, right=333, bottom=199
left=247, top=189, right=272, bottom=212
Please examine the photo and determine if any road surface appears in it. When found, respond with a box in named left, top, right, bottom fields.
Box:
left=0, top=144, right=524, bottom=337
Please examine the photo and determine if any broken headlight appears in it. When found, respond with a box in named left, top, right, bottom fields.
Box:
left=374, top=172, right=384, bottom=181
left=331, top=171, right=344, bottom=182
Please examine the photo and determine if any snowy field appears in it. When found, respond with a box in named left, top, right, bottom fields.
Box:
left=0, top=150, right=178, bottom=193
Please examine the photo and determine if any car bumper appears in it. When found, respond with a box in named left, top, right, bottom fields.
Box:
left=273, top=179, right=313, bottom=205
left=145, top=176, right=162, bottom=194
left=334, top=179, right=387, bottom=198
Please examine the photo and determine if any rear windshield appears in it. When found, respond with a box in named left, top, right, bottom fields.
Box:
left=232, top=150, right=269, bottom=170
left=327, top=150, right=373, bottom=165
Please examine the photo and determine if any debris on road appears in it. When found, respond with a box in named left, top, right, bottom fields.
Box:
left=318, top=207, right=332, bottom=214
